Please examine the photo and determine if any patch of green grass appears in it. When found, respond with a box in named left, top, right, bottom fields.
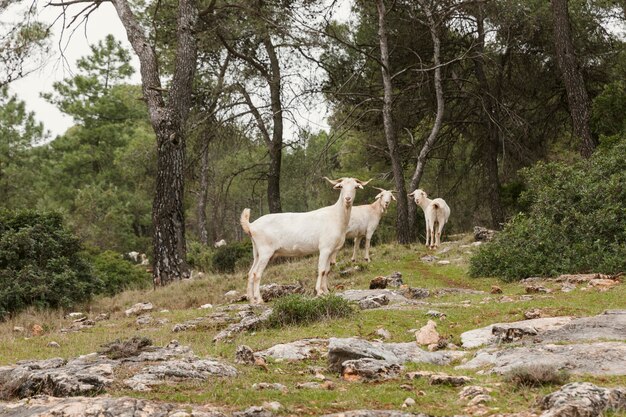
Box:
left=268, top=295, right=355, bottom=328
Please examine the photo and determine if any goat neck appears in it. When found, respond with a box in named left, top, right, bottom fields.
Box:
left=416, top=195, right=433, bottom=211
left=334, top=188, right=354, bottom=226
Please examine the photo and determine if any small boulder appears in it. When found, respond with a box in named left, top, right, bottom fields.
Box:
left=404, top=287, right=430, bottom=299
left=359, top=294, right=389, bottom=310
left=13, top=326, right=25, bottom=333
left=525, top=285, right=550, bottom=294
left=235, top=345, right=256, bottom=365
left=429, top=374, right=472, bottom=386
left=199, top=303, right=213, bottom=309
left=125, top=302, right=153, bottom=317
left=369, top=276, right=388, bottom=289
left=459, top=386, right=492, bottom=401
left=415, top=320, right=440, bottom=346
left=31, top=324, right=44, bottom=336
left=136, top=314, right=153, bottom=326
left=490, top=286, right=503, bottom=294
left=47, top=341, right=61, bottom=349
left=426, top=310, right=446, bottom=319
left=341, top=358, right=403, bottom=382
left=402, top=397, right=416, bottom=408
left=252, top=382, right=287, bottom=392
left=474, top=226, right=496, bottom=242
left=376, top=328, right=391, bottom=340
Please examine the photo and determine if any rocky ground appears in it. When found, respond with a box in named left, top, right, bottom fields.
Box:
left=1, top=235, right=625, bottom=416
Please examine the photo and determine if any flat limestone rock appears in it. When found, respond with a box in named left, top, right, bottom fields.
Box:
left=256, top=338, right=328, bottom=361
left=537, top=310, right=626, bottom=343
left=342, top=358, right=403, bottom=382
left=460, top=316, right=574, bottom=348
left=213, top=308, right=273, bottom=342
left=540, top=382, right=626, bottom=417
left=328, top=337, right=465, bottom=372
left=338, top=289, right=411, bottom=304
left=320, top=411, right=430, bottom=417
left=0, top=395, right=227, bottom=417
left=457, top=342, right=626, bottom=376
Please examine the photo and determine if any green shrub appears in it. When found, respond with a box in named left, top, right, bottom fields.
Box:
left=212, top=240, right=253, bottom=273
left=268, top=294, right=355, bottom=327
left=187, top=241, right=214, bottom=271
left=86, top=250, right=151, bottom=296
left=470, top=136, right=626, bottom=281
left=504, top=365, right=569, bottom=388
left=0, top=210, right=101, bottom=319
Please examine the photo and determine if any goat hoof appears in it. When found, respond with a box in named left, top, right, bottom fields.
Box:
left=350, top=258, right=356, bottom=263
left=364, top=258, right=370, bottom=262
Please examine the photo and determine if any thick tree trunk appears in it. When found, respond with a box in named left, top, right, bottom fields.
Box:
left=111, top=0, right=197, bottom=285
left=472, top=6, right=505, bottom=229
left=550, top=0, right=596, bottom=158
left=408, top=0, right=445, bottom=240
left=376, top=0, right=411, bottom=244
left=264, top=35, right=283, bottom=213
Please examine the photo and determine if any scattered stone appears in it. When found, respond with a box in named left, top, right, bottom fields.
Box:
left=470, top=241, right=482, bottom=247
left=256, top=338, right=327, bottom=361
left=160, top=309, right=170, bottom=313
left=94, top=313, right=110, bottom=321
left=234, top=345, right=256, bottom=365
left=429, top=374, right=472, bottom=386
left=459, top=386, right=492, bottom=401
left=327, top=337, right=465, bottom=372
left=404, top=287, right=430, bottom=299
left=66, top=312, right=85, bottom=319
left=468, top=395, right=492, bottom=407
left=524, top=309, right=544, bottom=319
left=560, top=283, right=576, bottom=293
left=12, top=326, right=25, bottom=333
left=0, top=396, right=228, bottom=417
left=342, top=358, right=403, bottom=382
left=124, top=302, right=153, bottom=317
left=359, top=294, right=390, bottom=310
left=537, top=310, right=626, bottom=343
left=437, top=246, right=451, bottom=254
left=31, top=324, right=43, bottom=336
left=402, top=397, right=416, bottom=408
left=262, top=401, right=282, bottom=412
left=321, top=412, right=428, bottom=417
left=199, top=303, right=213, bottom=309
left=339, top=265, right=361, bottom=276
left=136, top=314, right=153, bottom=326
left=491, top=286, right=503, bottom=294
left=252, top=382, right=288, bottom=392
left=458, top=342, right=626, bottom=375
left=385, top=272, right=404, bottom=287
left=436, top=260, right=451, bottom=265
left=296, top=381, right=335, bottom=390
left=156, top=318, right=170, bottom=325
left=588, top=278, right=620, bottom=291
left=370, top=276, right=388, bottom=289
left=406, top=371, right=434, bottom=380
left=474, top=226, right=496, bottom=242
left=540, top=382, right=626, bottom=417
left=425, top=310, right=446, bottom=319
left=432, top=288, right=486, bottom=296
left=492, top=324, right=538, bottom=343
left=415, top=320, right=440, bottom=346
left=376, top=328, right=391, bottom=340
left=60, top=318, right=96, bottom=333
left=224, top=290, right=241, bottom=301
left=556, top=272, right=622, bottom=284
left=47, top=341, right=60, bottom=349
left=421, top=255, right=438, bottom=262
left=233, top=406, right=274, bottom=417
left=526, top=285, right=551, bottom=294
left=213, top=308, right=273, bottom=342
left=99, top=336, right=152, bottom=359
left=260, top=283, right=305, bottom=302
left=339, top=289, right=411, bottom=304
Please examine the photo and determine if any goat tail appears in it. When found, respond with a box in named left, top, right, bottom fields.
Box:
left=432, top=202, right=440, bottom=210
left=240, top=208, right=252, bottom=235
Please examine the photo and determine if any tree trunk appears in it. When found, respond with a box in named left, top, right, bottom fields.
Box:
left=472, top=6, right=505, bottom=229
left=376, top=0, right=411, bottom=244
left=408, top=0, right=445, bottom=240
left=264, top=35, right=283, bottom=213
left=197, top=135, right=211, bottom=245
left=550, top=0, right=596, bottom=158
left=111, top=0, right=197, bottom=285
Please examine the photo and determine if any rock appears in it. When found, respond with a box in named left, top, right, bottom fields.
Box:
left=421, top=255, right=438, bottom=262
left=370, top=276, right=388, bottom=289
left=406, top=370, right=434, bottom=380
left=136, top=314, right=153, bottom=325
left=296, top=381, right=335, bottom=390
left=47, top=341, right=60, bottom=349
left=560, top=283, right=576, bottom=293
left=524, top=308, right=545, bottom=319
left=457, top=342, right=626, bottom=376
left=99, top=336, right=153, bottom=359
left=124, top=358, right=237, bottom=391
left=256, top=338, right=327, bottom=361
left=233, top=406, right=274, bottom=417
left=0, top=395, right=228, bottom=417
left=224, top=290, right=241, bottom=301
left=426, top=310, right=446, bottom=319
left=321, top=412, right=429, bottom=417
left=260, top=283, right=305, bottom=302
left=342, top=358, right=403, bottom=382
left=460, top=316, right=574, bottom=348
left=491, top=286, right=503, bottom=294
left=12, top=326, right=25, bottom=333
left=376, top=328, right=391, bottom=340
left=262, top=401, right=282, bottom=412
left=339, top=289, right=411, bottom=304
left=402, top=398, right=416, bottom=408
left=436, top=260, right=451, bottom=265
left=370, top=272, right=403, bottom=288
left=556, top=272, right=622, bottom=284
left=429, top=374, right=472, bottom=386
left=252, top=382, right=288, bottom=392
left=526, top=285, right=551, bottom=294
left=432, top=287, right=486, bottom=296
left=437, top=246, right=451, bottom=254
left=540, top=382, right=626, bottom=417
left=492, top=324, right=538, bottom=343
left=359, top=294, right=390, bottom=310
left=94, top=313, right=110, bottom=321
left=327, top=337, right=465, bottom=372
left=235, top=345, right=256, bottom=364
left=199, top=303, right=213, bottom=309
left=66, top=312, right=85, bottom=319
left=404, top=287, right=430, bottom=299
left=31, top=324, right=43, bottom=336
left=125, top=302, right=153, bottom=317
left=474, top=226, right=496, bottom=242
left=415, top=320, right=440, bottom=345
left=468, top=395, right=492, bottom=406
left=537, top=310, right=626, bottom=343
left=213, top=308, right=273, bottom=342
left=459, top=386, right=492, bottom=400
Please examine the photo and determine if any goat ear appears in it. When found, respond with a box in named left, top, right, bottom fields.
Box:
left=408, top=190, right=415, bottom=197
left=375, top=192, right=383, bottom=199
left=333, top=182, right=343, bottom=189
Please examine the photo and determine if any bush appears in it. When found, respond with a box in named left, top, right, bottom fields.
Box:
left=470, top=136, right=626, bottom=281
left=268, top=294, right=355, bottom=327
left=86, top=250, right=151, bottom=296
left=212, top=240, right=253, bottom=273
left=0, top=210, right=101, bottom=319
left=504, top=365, right=569, bottom=388
left=187, top=241, right=214, bottom=271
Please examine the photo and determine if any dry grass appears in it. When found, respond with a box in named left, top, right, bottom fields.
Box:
left=504, top=364, right=570, bottom=388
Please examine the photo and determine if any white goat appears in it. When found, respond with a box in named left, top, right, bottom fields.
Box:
left=214, top=239, right=227, bottom=248
left=409, top=189, right=450, bottom=249
left=240, top=177, right=370, bottom=304
left=331, top=187, right=396, bottom=263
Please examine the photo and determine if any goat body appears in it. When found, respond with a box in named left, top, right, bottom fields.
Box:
left=409, top=189, right=451, bottom=249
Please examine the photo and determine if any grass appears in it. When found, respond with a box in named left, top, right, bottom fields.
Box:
left=1, top=236, right=626, bottom=415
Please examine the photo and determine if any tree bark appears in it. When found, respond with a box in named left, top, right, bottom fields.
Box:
left=376, top=0, right=411, bottom=244
left=472, top=5, right=505, bottom=229
left=197, top=133, right=211, bottom=245
left=111, top=0, right=198, bottom=285
left=550, top=0, right=597, bottom=158
left=263, top=35, right=283, bottom=213
left=408, top=0, right=445, bottom=240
